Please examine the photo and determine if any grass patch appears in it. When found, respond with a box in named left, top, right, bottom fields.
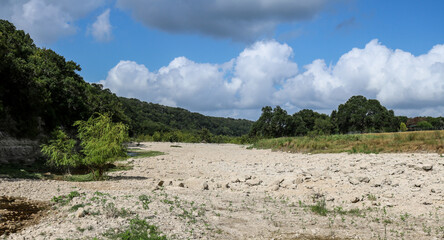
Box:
left=0, top=162, right=47, bottom=179
left=252, top=130, right=444, bottom=154
left=104, top=217, right=167, bottom=240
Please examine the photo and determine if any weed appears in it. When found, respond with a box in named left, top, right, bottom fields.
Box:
left=310, top=199, right=328, bottom=216
left=104, top=217, right=167, bottom=240
left=52, top=191, right=81, bottom=206
left=139, top=194, right=151, bottom=210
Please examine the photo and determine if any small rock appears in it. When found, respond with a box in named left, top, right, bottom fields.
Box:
left=422, top=165, right=433, bottom=171
left=414, top=182, right=423, bottom=188
left=157, top=180, right=164, bottom=187
left=245, top=179, right=262, bottom=186
left=202, top=182, right=209, bottom=190
left=178, top=182, right=185, bottom=188
left=349, top=178, right=360, bottom=185
left=358, top=176, right=370, bottom=183
left=75, top=208, right=85, bottom=218
left=351, top=197, right=360, bottom=203
left=269, top=185, right=280, bottom=191
left=423, top=201, right=432, bottom=205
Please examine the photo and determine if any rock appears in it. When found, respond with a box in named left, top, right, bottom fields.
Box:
left=269, top=185, right=280, bottom=191
left=225, top=183, right=230, bottom=188
left=414, top=182, right=423, bottom=188
left=231, top=178, right=240, bottom=183
left=422, top=165, right=433, bottom=171
left=423, top=201, right=432, bottom=205
left=202, top=182, right=209, bottom=190
left=349, top=178, right=360, bottom=185
left=245, top=179, right=262, bottom=186
left=157, top=180, right=164, bottom=187
left=75, top=208, right=85, bottom=218
left=178, top=182, right=185, bottom=188
left=351, top=197, right=360, bottom=203
left=358, top=176, right=370, bottom=183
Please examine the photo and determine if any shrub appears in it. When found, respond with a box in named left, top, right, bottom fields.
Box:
left=41, top=129, right=81, bottom=173
left=74, top=113, right=129, bottom=180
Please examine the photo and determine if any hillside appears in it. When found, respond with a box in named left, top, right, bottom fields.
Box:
left=120, top=97, right=252, bottom=136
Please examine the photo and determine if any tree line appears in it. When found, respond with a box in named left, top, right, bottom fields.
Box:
left=250, top=95, right=444, bottom=138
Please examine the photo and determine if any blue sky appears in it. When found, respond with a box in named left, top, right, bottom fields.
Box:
left=2, top=0, right=444, bottom=120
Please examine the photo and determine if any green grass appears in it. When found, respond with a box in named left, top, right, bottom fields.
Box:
left=104, top=217, right=167, bottom=240
left=0, top=162, right=47, bottom=179
left=252, top=130, right=444, bottom=154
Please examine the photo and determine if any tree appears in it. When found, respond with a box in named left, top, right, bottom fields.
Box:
left=313, top=117, right=334, bottom=135
left=74, top=113, right=129, bottom=180
left=334, top=96, right=398, bottom=134
left=416, top=121, right=433, bottom=131
left=399, top=122, right=408, bottom=132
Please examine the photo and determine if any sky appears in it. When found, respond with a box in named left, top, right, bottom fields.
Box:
left=1, top=0, right=444, bottom=120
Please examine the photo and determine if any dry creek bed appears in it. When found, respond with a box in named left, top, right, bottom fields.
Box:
left=0, top=142, right=443, bottom=239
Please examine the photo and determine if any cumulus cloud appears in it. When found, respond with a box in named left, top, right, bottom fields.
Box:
left=101, top=39, right=444, bottom=119
left=0, top=0, right=104, bottom=44
left=116, top=0, right=328, bottom=41
left=89, top=9, right=112, bottom=42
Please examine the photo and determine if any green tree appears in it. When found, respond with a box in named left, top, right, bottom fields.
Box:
left=399, top=122, right=408, bottom=132
left=334, top=96, right=398, bottom=134
left=40, top=129, right=80, bottom=173
left=74, top=113, right=129, bottom=180
left=313, top=117, right=334, bottom=135
left=416, top=121, right=433, bottom=130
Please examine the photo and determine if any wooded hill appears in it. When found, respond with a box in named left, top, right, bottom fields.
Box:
left=0, top=20, right=252, bottom=139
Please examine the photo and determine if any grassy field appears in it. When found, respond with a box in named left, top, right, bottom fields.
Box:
left=252, top=130, right=444, bottom=154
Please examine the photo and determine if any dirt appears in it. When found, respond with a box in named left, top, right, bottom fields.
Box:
left=0, top=196, right=49, bottom=236
left=0, top=142, right=443, bottom=239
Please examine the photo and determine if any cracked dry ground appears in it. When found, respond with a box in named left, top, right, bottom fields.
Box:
left=1, top=142, right=443, bottom=239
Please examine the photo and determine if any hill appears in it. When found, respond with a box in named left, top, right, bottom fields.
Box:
left=120, top=97, right=252, bottom=136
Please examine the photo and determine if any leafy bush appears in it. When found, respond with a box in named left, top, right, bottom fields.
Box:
left=40, top=129, right=81, bottom=173
left=74, top=113, right=129, bottom=180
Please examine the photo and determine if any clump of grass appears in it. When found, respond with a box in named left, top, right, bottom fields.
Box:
left=104, top=217, right=167, bottom=240
left=310, top=199, right=328, bottom=216
left=52, top=191, right=81, bottom=206
left=252, top=130, right=444, bottom=154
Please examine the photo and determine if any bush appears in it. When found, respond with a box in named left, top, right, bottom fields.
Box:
left=74, top=113, right=129, bottom=180
left=41, top=129, right=81, bottom=173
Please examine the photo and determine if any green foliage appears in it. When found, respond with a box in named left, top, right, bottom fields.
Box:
left=105, top=217, right=167, bottom=240
left=119, top=97, right=252, bottom=137
left=333, top=96, right=399, bottom=134
left=400, top=122, right=408, bottom=132
left=74, top=113, right=129, bottom=180
left=417, top=121, right=433, bottom=130
left=40, top=129, right=80, bottom=172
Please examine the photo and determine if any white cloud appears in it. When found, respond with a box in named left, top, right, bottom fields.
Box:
left=89, top=9, right=112, bottom=42
left=0, top=0, right=105, bottom=44
left=116, top=0, right=328, bottom=41
left=101, top=39, right=444, bottom=120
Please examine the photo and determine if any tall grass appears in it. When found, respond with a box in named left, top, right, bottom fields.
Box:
left=252, top=130, right=444, bottom=154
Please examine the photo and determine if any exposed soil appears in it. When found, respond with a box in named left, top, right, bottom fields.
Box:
left=0, top=196, right=49, bottom=236
left=1, top=142, right=443, bottom=239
